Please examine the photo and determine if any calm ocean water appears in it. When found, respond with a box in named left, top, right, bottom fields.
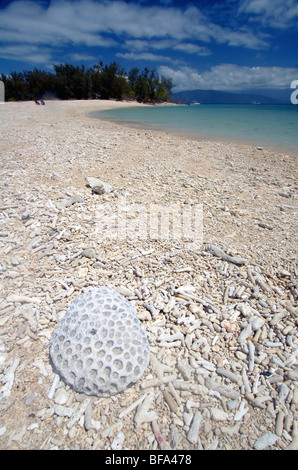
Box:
left=94, top=104, right=298, bottom=154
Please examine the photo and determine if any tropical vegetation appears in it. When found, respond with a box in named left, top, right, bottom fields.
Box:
left=0, top=62, right=173, bottom=103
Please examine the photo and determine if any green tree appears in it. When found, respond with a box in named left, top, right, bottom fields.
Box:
left=4, top=71, right=29, bottom=100
left=128, top=67, right=140, bottom=92
left=128, top=67, right=173, bottom=102
left=155, top=76, right=173, bottom=102
left=1, top=62, right=173, bottom=102
left=53, top=64, right=90, bottom=99
left=23, top=68, right=54, bottom=100
left=94, top=62, right=129, bottom=100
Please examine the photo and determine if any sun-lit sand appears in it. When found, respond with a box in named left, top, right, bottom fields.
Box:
left=0, top=99, right=297, bottom=450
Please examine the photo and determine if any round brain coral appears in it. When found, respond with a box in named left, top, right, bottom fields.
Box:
left=49, top=286, right=150, bottom=397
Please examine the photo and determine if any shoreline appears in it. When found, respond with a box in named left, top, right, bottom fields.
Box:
left=0, top=100, right=297, bottom=451
left=95, top=110, right=298, bottom=157
left=3, top=98, right=296, bottom=155
left=92, top=102, right=298, bottom=157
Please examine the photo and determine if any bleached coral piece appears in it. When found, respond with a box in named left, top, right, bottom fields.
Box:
left=49, top=286, right=150, bottom=397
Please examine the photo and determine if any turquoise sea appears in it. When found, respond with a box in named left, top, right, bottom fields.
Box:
left=94, top=104, right=298, bottom=154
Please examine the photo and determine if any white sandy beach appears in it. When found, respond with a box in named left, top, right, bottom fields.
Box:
left=0, top=99, right=297, bottom=450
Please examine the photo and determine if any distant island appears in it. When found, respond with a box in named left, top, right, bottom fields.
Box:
left=172, top=88, right=293, bottom=105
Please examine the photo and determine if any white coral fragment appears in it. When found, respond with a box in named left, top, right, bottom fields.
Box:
left=49, top=286, right=150, bottom=397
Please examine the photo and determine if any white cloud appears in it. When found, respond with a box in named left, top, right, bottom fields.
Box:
left=238, top=0, right=298, bottom=29
left=0, top=0, right=268, bottom=50
left=69, top=53, right=98, bottom=63
left=0, top=0, right=118, bottom=47
left=220, top=27, right=269, bottom=49
left=2, top=0, right=296, bottom=73
left=158, top=66, right=203, bottom=92
left=173, top=43, right=211, bottom=56
left=159, top=64, right=298, bottom=91
left=0, top=44, right=53, bottom=64
left=123, top=39, right=211, bottom=57
left=116, top=51, right=180, bottom=64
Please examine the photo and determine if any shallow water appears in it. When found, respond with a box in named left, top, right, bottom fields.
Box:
left=94, top=104, right=298, bottom=154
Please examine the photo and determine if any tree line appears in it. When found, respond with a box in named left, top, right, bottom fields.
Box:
left=0, top=62, right=173, bottom=103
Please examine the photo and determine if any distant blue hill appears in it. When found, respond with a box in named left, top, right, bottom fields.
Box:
left=172, top=88, right=292, bottom=105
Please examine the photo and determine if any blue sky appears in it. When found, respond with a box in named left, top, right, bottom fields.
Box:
left=0, top=0, right=297, bottom=91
